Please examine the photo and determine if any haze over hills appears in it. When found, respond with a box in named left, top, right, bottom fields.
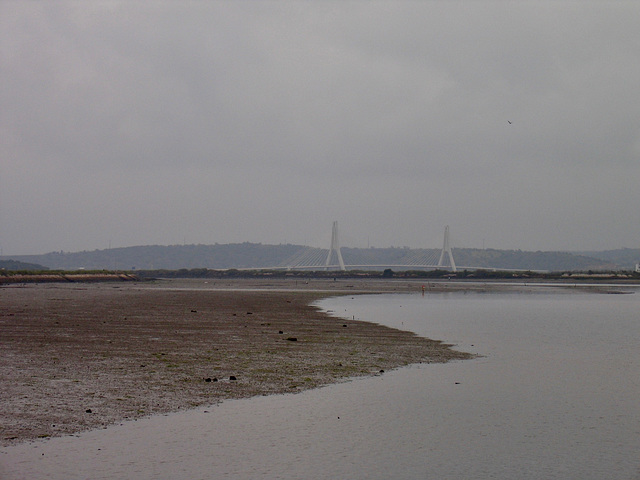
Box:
left=0, top=259, right=48, bottom=271
left=2, top=243, right=638, bottom=272
left=577, top=248, right=640, bottom=270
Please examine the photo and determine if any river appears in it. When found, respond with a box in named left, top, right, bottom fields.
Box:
left=1, top=288, right=639, bottom=479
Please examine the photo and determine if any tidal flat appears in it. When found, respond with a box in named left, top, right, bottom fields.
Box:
left=0, top=278, right=473, bottom=446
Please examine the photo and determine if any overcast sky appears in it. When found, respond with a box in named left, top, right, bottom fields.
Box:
left=2, top=1, right=639, bottom=255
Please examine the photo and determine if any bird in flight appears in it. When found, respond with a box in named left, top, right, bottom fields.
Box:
left=507, top=120, right=512, bottom=124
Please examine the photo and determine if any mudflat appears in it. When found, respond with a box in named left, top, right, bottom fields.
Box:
left=0, top=278, right=472, bottom=446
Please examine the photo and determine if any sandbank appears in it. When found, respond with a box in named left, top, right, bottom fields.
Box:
left=1, top=278, right=473, bottom=446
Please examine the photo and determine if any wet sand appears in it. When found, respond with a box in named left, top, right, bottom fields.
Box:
left=0, top=278, right=473, bottom=446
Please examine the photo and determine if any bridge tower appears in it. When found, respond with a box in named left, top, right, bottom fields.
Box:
left=325, top=221, right=346, bottom=271
left=437, top=225, right=457, bottom=272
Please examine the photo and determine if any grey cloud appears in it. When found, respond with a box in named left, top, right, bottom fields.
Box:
left=1, top=1, right=639, bottom=255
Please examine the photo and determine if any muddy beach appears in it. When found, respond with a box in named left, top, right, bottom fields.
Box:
left=0, top=278, right=473, bottom=446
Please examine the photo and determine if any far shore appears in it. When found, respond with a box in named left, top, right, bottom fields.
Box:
left=2, top=270, right=639, bottom=289
left=0, top=272, right=138, bottom=284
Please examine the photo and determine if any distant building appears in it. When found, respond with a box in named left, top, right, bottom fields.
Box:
left=636, top=263, right=640, bottom=273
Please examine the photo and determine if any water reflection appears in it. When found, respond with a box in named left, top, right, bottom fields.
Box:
left=1, top=291, right=639, bottom=479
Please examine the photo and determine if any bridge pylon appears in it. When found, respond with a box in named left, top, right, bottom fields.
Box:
left=325, top=221, right=346, bottom=271
left=437, top=225, right=457, bottom=272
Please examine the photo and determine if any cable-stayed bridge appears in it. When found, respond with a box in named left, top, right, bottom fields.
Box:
left=273, top=222, right=459, bottom=272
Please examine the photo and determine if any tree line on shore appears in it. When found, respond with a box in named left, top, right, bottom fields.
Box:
left=2, top=267, right=639, bottom=285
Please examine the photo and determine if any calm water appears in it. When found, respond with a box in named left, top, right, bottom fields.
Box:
left=1, top=289, right=639, bottom=479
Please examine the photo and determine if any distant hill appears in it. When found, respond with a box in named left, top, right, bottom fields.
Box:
left=1, top=243, right=626, bottom=272
left=450, top=248, right=616, bottom=272
left=1, top=243, right=303, bottom=271
left=0, top=259, right=48, bottom=271
left=579, top=248, right=640, bottom=270
left=337, top=247, right=613, bottom=272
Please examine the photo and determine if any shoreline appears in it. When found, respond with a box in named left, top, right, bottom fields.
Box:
left=2, top=271, right=640, bottom=287
left=0, top=273, right=138, bottom=285
left=1, top=279, right=472, bottom=446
